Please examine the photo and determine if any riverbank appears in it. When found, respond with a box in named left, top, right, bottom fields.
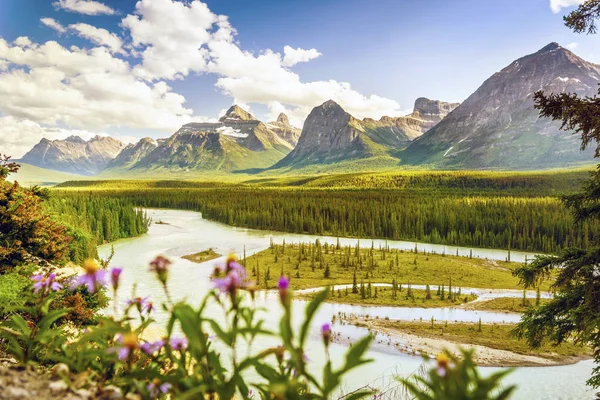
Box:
left=346, top=317, right=590, bottom=367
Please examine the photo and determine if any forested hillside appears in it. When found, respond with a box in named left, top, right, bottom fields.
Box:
left=53, top=185, right=596, bottom=253
left=45, top=195, right=150, bottom=263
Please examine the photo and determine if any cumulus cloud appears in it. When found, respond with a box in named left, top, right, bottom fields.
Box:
left=0, top=37, right=206, bottom=132
left=281, top=46, right=322, bottom=67
left=69, top=23, right=124, bottom=54
left=53, top=0, right=116, bottom=16
left=124, top=0, right=402, bottom=122
left=41, top=17, right=67, bottom=33
left=122, top=0, right=219, bottom=80
left=550, top=0, right=586, bottom=13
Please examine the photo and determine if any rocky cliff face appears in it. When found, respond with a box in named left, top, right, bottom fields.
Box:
left=21, top=135, right=125, bottom=175
left=362, top=98, right=459, bottom=146
left=402, top=43, right=600, bottom=168
left=267, top=113, right=302, bottom=147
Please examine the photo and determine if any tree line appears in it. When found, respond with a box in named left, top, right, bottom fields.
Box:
left=52, top=188, right=598, bottom=253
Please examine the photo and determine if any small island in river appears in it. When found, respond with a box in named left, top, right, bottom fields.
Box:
left=182, top=248, right=221, bottom=264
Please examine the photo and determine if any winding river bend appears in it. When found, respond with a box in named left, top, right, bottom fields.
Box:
left=99, top=209, right=594, bottom=400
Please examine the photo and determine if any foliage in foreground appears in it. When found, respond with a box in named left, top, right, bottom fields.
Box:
left=0, top=254, right=515, bottom=399
left=1, top=256, right=375, bottom=399
left=400, top=350, right=516, bottom=400
left=0, top=155, right=72, bottom=270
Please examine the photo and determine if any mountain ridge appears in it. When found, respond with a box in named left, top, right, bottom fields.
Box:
left=400, top=42, right=600, bottom=169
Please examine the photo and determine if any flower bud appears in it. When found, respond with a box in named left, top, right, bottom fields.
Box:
left=278, top=276, right=290, bottom=305
left=110, top=267, right=122, bottom=291
left=321, top=323, right=332, bottom=347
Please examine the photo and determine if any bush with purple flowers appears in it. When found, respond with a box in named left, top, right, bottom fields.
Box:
left=0, top=255, right=374, bottom=399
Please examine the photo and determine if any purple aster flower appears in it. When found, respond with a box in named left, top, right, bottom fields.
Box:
left=32, top=273, right=62, bottom=295
left=71, top=259, right=106, bottom=293
left=141, top=339, right=165, bottom=355
left=169, top=337, right=188, bottom=351
left=113, top=333, right=138, bottom=361
left=127, top=297, right=153, bottom=315
left=148, top=379, right=171, bottom=398
left=110, top=267, right=122, bottom=291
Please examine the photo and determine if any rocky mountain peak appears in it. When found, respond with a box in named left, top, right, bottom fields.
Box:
left=219, top=105, right=255, bottom=122
left=539, top=42, right=561, bottom=53
left=65, top=135, right=86, bottom=144
left=413, top=98, right=459, bottom=117
left=276, top=113, right=290, bottom=126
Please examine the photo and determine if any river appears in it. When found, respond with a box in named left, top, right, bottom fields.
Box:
left=98, top=209, right=595, bottom=399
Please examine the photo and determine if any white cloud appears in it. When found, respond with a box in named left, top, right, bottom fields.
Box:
left=566, top=42, right=579, bottom=50
left=281, top=46, right=322, bottom=67
left=41, top=17, right=67, bottom=34
left=0, top=37, right=207, bottom=133
left=69, top=23, right=124, bottom=54
left=122, top=0, right=219, bottom=80
left=122, top=0, right=402, bottom=122
left=550, top=0, right=585, bottom=13
left=53, top=0, right=116, bottom=16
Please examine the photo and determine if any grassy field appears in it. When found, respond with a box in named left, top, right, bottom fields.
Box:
left=298, top=287, right=478, bottom=308
left=244, top=242, right=550, bottom=291
left=55, top=167, right=592, bottom=195
left=356, top=320, right=590, bottom=362
left=470, top=297, right=553, bottom=313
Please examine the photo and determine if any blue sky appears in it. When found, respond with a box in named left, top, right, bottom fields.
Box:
left=0, top=0, right=597, bottom=156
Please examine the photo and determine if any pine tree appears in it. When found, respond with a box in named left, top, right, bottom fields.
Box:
left=352, top=270, right=358, bottom=294
left=425, top=284, right=432, bottom=300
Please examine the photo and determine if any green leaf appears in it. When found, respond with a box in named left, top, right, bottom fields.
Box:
left=38, top=309, right=70, bottom=332
left=299, top=289, right=328, bottom=346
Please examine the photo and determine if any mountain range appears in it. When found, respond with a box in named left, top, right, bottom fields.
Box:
left=20, top=135, right=125, bottom=175
left=401, top=42, right=599, bottom=168
left=17, top=42, right=599, bottom=176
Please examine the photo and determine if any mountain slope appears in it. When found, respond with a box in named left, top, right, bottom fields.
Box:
left=8, top=163, right=85, bottom=186
left=107, top=138, right=158, bottom=170
left=273, top=100, right=384, bottom=168
left=362, top=98, right=459, bottom=147
left=272, top=98, right=457, bottom=170
left=21, top=135, right=125, bottom=175
left=401, top=43, right=599, bottom=169
left=105, top=105, right=293, bottom=174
